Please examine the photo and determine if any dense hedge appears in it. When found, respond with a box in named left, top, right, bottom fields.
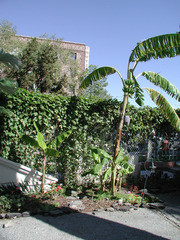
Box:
left=0, top=89, right=178, bottom=187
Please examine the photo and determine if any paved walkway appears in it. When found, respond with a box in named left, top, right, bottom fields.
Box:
left=0, top=191, right=180, bottom=240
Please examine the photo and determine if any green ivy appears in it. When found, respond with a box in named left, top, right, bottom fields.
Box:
left=0, top=89, right=179, bottom=187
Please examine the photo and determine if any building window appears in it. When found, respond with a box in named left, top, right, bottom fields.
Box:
left=71, top=52, right=77, bottom=60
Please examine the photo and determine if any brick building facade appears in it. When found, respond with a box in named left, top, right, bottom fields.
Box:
left=15, top=35, right=90, bottom=72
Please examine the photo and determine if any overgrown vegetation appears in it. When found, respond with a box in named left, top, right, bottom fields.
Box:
left=0, top=89, right=178, bottom=188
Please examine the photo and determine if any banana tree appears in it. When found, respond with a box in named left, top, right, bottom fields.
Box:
left=21, top=122, right=72, bottom=193
left=80, top=33, right=180, bottom=195
left=82, top=147, right=112, bottom=190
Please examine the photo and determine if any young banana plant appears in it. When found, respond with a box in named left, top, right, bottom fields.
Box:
left=82, top=147, right=112, bottom=191
left=80, top=32, right=180, bottom=196
left=21, top=122, right=72, bottom=193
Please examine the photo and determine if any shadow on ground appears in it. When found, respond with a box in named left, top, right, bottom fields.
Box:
left=31, top=208, right=168, bottom=240
left=154, top=190, right=180, bottom=220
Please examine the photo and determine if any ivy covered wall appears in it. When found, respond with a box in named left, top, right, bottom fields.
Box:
left=0, top=89, right=179, bottom=186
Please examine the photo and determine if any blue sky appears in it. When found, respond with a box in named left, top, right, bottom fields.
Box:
left=1, top=0, right=180, bottom=108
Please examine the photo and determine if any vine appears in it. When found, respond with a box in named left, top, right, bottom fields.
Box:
left=0, top=89, right=179, bottom=187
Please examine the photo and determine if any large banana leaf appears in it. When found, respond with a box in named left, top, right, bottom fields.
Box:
left=21, top=135, right=39, bottom=148
left=80, top=66, right=117, bottom=89
left=0, top=49, right=22, bottom=69
left=91, top=147, right=112, bottom=164
left=114, top=148, right=125, bottom=164
left=48, top=130, right=72, bottom=148
left=46, top=148, right=59, bottom=157
left=142, top=72, right=180, bottom=101
left=34, top=122, right=47, bottom=150
left=146, top=88, right=180, bottom=132
left=129, top=33, right=180, bottom=63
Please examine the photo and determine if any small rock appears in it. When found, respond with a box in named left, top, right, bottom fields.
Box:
left=2, top=220, right=13, bottom=228
left=142, top=203, right=151, bottom=208
left=112, top=202, right=118, bottom=207
left=0, top=214, right=6, bottom=219
left=119, top=206, right=131, bottom=212
left=69, top=200, right=85, bottom=210
left=106, top=207, right=115, bottom=212
left=5, top=213, right=21, bottom=219
left=124, top=203, right=132, bottom=206
left=148, top=202, right=165, bottom=209
left=49, top=209, right=64, bottom=216
left=139, top=189, right=148, bottom=194
left=133, top=204, right=140, bottom=209
left=66, top=196, right=77, bottom=200
left=71, top=191, right=78, bottom=197
left=22, top=212, right=31, bottom=217
left=118, top=198, right=123, bottom=205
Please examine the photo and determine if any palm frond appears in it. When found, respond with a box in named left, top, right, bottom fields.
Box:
left=0, top=49, right=22, bottom=69
left=129, top=33, right=180, bottom=63
left=142, top=72, right=180, bottom=101
left=80, top=66, right=117, bottom=89
left=146, top=88, right=180, bottom=132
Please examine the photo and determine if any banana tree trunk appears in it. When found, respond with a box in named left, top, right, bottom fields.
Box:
left=111, top=163, right=117, bottom=195
left=111, top=93, right=128, bottom=196
left=114, top=93, right=128, bottom=159
left=41, top=154, right=46, bottom=193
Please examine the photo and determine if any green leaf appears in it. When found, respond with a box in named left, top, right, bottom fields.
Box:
left=114, top=148, right=124, bottom=164
left=123, top=156, right=129, bottom=162
left=0, top=49, right=22, bottom=69
left=142, top=71, right=180, bottom=101
left=91, top=148, right=100, bottom=163
left=21, top=135, right=39, bottom=148
left=101, top=158, right=109, bottom=166
left=48, top=130, right=72, bottom=148
left=146, top=88, right=180, bottom=132
left=98, top=148, right=112, bottom=160
left=0, top=79, right=18, bottom=94
left=104, top=167, right=112, bottom=180
left=80, top=66, right=117, bottom=89
left=93, top=163, right=103, bottom=174
left=82, top=169, right=94, bottom=177
left=33, top=122, right=40, bottom=133
left=33, top=122, right=46, bottom=150
left=46, top=148, right=59, bottom=157
left=129, top=33, right=180, bottom=63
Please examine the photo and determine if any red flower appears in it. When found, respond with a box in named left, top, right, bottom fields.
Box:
left=32, top=194, right=37, bottom=198
left=16, top=187, right=20, bottom=190
left=55, top=188, right=57, bottom=192
left=57, top=186, right=62, bottom=190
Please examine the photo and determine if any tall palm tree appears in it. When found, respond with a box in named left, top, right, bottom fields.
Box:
left=80, top=33, right=180, bottom=195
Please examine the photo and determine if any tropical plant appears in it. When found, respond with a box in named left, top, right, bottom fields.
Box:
left=21, top=122, right=72, bottom=193
left=80, top=65, right=112, bottom=99
left=82, top=147, right=112, bottom=190
left=83, top=147, right=133, bottom=194
left=110, top=148, right=134, bottom=195
left=80, top=33, right=180, bottom=195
